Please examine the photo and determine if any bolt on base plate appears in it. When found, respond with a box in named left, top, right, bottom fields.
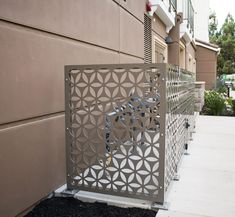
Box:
left=61, top=189, right=79, bottom=197
left=151, top=201, right=170, bottom=210
left=173, top=174, right=180, bottom=181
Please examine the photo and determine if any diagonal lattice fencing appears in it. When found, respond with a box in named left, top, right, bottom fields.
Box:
left=65, top=63, right=195, bottom=204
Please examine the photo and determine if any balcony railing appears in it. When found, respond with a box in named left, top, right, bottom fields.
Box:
left=65, top=63, right=195, bottom=205
left=160, top=0, right=177, bottom=12
left=169, top=0, right=177, bottom=12
left=184, top=0, right=194, bottom=36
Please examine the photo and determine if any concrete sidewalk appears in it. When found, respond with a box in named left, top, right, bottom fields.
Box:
left=230, top=90, right=235, bottom=99
left=157, top=115, right=235, bottom=217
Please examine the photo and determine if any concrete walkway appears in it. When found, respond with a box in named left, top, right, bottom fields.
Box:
left=157, top=115, right=235, bottom=217
left=230, top=90, right=235, bottom=99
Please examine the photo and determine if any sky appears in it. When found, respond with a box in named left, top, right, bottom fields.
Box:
left=209, top=0, right=235, bottom=28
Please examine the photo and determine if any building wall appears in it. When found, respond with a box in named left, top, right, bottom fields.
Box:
left=196, top=45, right=217, bottom=89
left=193, top=0, right=209, bottom=42
left=152, top=14, right=168, bottom=63
left=186, top=42, right=196, bottom=73
left=152, top=14, right=168, bottom=40
left=0, top=1, right=145, bottom=216
left=178, top=38, right=196, bottom=72
left=179, top=40, right=186, bottom=69
left=168, top=14, right=182, bottom=66
left=152, top=14, right=182, bottom=66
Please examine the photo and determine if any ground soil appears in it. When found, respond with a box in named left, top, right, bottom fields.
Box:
left=24, top=197, right=157, bottom=217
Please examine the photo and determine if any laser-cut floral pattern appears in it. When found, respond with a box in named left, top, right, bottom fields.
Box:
left=65, top=64, right=194, bottom=203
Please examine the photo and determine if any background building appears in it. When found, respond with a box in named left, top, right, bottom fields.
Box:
left=193, top=0, right=220, bottom=89
left=194, top=0, right=210, bottom=42
left=196, top=39, right=220, bottom=89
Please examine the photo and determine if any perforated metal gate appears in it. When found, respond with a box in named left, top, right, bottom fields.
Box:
left=65, top=63, right=195, bottom=204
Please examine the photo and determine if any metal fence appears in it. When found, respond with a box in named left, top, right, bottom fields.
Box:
left=65, top=63, right=195, bottom=205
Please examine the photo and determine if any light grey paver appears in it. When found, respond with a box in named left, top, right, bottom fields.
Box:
left=157, top=210, right=212, bottom=217
left=230, top=90, right=235, bottom=99
left=157, top=115, right=235, bottom=217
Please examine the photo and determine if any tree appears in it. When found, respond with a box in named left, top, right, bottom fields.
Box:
left=209, top=11, right=219, bottom=43
left=211, top=13, right=235, bottom=76
left=217, top=14, right=235, bottom=75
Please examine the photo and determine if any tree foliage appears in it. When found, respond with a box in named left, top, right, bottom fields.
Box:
left=209, top=13, right=235, bottom=75
left=209, top=12, right=218, bottom=43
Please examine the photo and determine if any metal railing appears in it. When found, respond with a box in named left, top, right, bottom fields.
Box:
left=65, top=63, right=195, bottom=205
left=183, top=0, right=194, bottom=36
left=161, top=0, right=177, bottom=12
left=169, top=0, right=177, bottom=12
left=188, top=0, right=194, bottom=36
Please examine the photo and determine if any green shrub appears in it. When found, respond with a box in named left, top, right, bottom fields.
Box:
left=231, top=99, right=235, bottom=115
left=216, top=85, right=227, bottom=94
left=224, top=97, right=234, bottom=116
left=202, top=90, right=225, bottom=116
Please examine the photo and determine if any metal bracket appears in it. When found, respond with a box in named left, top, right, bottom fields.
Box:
left=173, top=174, right=180, bottom=181
left=185, top=122, right=190, bottom=129
left=60, top=188, right=79, bottom=197
left=184, top=143, right=190, bottom=155
left=151, top=201, right=170, bottom=210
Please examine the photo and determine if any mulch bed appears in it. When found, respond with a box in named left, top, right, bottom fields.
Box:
left=24, top=197, right=157, bottom=217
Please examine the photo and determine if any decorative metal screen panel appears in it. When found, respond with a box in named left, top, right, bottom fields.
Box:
left=65, top=63, right=195, bottom=204
left=164, top=67, right=195, bottom=190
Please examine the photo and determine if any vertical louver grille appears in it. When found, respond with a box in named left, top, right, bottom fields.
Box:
left=144, top=14, right=152, bottom=63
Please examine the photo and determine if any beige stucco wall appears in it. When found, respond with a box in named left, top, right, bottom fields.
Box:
left=152, top=15, right=168, bottom=63
left=0, top=116, right=65, bottom=217
left=178, top=40, right=196, bottom=72
left=186, top=42, right=196, bottom=73
left=196, top=45, right=217, bottom=89
left=152, top=14, right=168, bottom=40
left=0, top=1, right=145, bottom=216
left=152, top=14, right=182, bottom=66
left=168, top=14, right=182, bottom=66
